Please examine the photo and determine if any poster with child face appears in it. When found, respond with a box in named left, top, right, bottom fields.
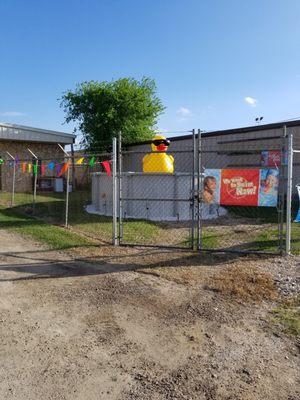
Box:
left=203, top=169, right=221, bottom=204
left=258, top=169, right=279, bottom=207
left=203, top=168, right=279, bottom=207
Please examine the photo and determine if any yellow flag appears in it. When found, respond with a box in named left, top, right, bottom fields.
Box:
left=76, top=157, right=84, bottom=165
left=28, top=163, right=32, bottom=173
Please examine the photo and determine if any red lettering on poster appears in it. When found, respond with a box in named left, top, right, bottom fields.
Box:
left=220, top=169, right=259, bottom=206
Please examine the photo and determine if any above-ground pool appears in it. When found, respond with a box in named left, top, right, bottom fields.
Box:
left=88, top=172, right=227, bottom=221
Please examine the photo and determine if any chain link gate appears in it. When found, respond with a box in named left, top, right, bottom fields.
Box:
left=115, top=131, right=198, bottom=249
left=113, top=130, right=288, bottom=255
left=196, top=129, right=287, bottom=255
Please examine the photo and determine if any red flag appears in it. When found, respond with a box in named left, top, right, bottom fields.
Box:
left=101, top=161, right=111, bottom=176
left=41, top=164, right=46, bottom=176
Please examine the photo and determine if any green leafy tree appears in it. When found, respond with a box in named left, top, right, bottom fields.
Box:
left=60, top=77, right=165, bottom=150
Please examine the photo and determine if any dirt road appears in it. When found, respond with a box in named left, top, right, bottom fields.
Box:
left=0, top=229, right=299, bottom=399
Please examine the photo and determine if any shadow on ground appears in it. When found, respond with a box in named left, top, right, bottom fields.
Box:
left=0, top=242, right=275, bottom=283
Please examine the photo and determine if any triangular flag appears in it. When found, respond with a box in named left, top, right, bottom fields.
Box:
left=48, top=161, right=55, bottom=170
left=33, top=163, right=38, bottom=175
left=22, top=163, right=27, bottom=173
left=58, top=161, right=70, bottom=177
left=28, top=163, right=32, bottom=173
left=101, top=161, right=112, bottom=176
left=0, top=158, right=4, bottom=165
left=41, top=164, right=46, bottom=176
left=89, top=156, right=96, bottom=167
left=76, top=157, right=84, bottom=165
left=15, top=155, right=20, bottom=165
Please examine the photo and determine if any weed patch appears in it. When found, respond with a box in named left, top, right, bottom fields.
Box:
left=206, top=265, right=278, bottom=303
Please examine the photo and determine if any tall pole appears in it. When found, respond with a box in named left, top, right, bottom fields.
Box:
left=118, top=131, right=122, bottom=243
left=65, top=162, right=70, bottom=227
left=6, top=151, right=15, bottom=207
left=58, top=144, right=70, bottom=228
left=197, top=129, right=202, bottom=250
left=71, top=143, right=76, bottom=190
left=27, top=148, right=38, bottom=213
left=112, top=137, right=118, bottom=245
left=191, top=129, right=196, bottom=250
left=278, top=126, right=287, bottom=253
left=286, top=132, right=293, bottom=255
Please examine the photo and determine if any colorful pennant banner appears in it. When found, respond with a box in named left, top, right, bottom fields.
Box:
left=2, top=155, right=113, bottom=177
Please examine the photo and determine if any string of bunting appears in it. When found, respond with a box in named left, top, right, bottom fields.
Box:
left=0, top=156, right=112, bottom=176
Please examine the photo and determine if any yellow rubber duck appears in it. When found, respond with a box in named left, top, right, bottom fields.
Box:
left=143, top=135, right=174, bottom=173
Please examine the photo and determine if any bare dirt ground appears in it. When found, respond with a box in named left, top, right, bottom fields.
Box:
left=0, top=228, right=299, bottom=400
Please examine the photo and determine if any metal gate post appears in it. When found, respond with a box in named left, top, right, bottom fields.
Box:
left=58, top=144, right=71, bottom=228
left=112, top=137, right=118, bottom=245
left=197, top=129, right=202, bottom=250
left=65, top=161, right=71, bottom=227
left=278, top=126, right=287, bottom=253
left=118, top=132, right=123, bottom=244
left=286, top=133, right=293, bottom=255
left=191, top=129, right=196, bottom=250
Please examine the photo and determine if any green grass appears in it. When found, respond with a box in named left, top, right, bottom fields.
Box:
left=272, top=296, right=300, bottom=337
left=0, top=206, right=93, bottom=250
left=121, top=219, right=161, bottom=244
left=2, top=191, right=299, bottom=252
left=0, top=191, right=165, bottom=246
left=249, top=222, right=300, bottom=254
left=249, top=228, right=280, bottom=252
left=291, top=223, right=300, bottom=255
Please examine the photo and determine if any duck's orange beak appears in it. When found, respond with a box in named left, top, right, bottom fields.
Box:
left=156, top=143, right=168, bottom=151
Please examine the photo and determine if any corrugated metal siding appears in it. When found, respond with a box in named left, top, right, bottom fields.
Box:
left=125, top=125, right=300, bottom=193
left=0, top=123, right=75, bottom=144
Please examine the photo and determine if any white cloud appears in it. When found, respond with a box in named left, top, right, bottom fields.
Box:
left=0, top=111, right=26, bottom=117
left=244, top=97, right=258, bottom=107
left=177, top=106, right=192, bottom=117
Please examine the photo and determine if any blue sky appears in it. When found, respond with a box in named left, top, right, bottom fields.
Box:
left=1, top=0, right=300, bottom=140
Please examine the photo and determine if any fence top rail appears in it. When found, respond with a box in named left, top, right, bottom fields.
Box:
left=120, top=149, right=194, bottom=155
left=91, top=171, right=195, bottom=177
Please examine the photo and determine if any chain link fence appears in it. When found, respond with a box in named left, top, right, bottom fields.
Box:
left=118, top=138, right=196, bottom=248
left=289, top=134, right=300, bottom=255
left=0, top=150, right=114, bottom=245
left=0, top=129, right=296, bottom=255
left=116, top=131, right=289, bottom=254
left=198, top=131, right=287, bottom=254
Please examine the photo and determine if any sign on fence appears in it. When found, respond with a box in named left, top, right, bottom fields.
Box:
left=204, top=168, right=279, bottom=207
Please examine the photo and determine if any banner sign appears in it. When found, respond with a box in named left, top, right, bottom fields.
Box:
left=204, top=168, right=279, bottom=207
left=261, top=150, right=286, bottom=167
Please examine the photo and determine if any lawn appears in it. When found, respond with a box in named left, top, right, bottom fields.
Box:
left=1, top=190, right=299, bottom=253
left=272, top=296, right=300, bottom=337
left=0, top=205, right=94, bottom=250
left=0, top=191, right=164, bottom=246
